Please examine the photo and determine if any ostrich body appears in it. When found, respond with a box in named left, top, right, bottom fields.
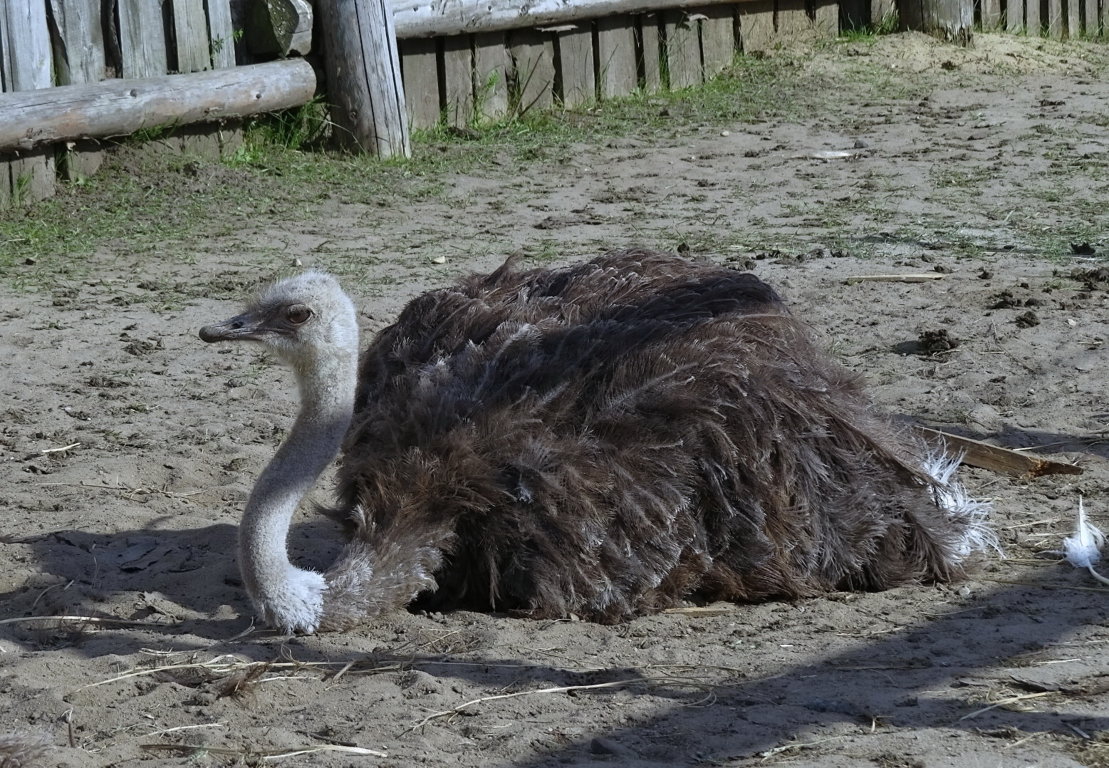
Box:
left=200, top=249, right=992, bottom=634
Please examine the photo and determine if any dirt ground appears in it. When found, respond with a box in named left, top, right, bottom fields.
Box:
left=1, top=31, right=1108, bottom=768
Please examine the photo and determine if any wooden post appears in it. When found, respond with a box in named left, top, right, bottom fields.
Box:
left=400, top=38, right=440, bottom=130
left=595, top=16, right=637, bottom=99
left=899, top=0, right=973, bottom=43
left=316, top=0, right=410, bottom=157
left=47, top=0, right=105, bottom=181
left=1, top=0, right=54, bottom=205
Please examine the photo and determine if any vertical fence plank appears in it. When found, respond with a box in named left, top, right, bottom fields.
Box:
left=1, top=0, right=54, bottom=204
left=596, top=16, right=636, bottom=99
left=739, top=0, right=775, bottom=53
left=813, top=0, right=839, bottom=35
left=664, top=11, right=701, bottom=89
left=637, top=14, right=663, bottom=92
left=0, top=9, right=12, bottom=207
left=1047, top=0, right=1064, bottom=35
left=699, top=5, right=735, bottom=78
left=870, top=0, right=896, bottom=23
left=1007, top=0, right=1025, bottom=31
left=1082, top=0, right=1098, bottom=34
left=509, top=29, right=555, bottom=115
left=48, top=0, right=105, bottom=181
left=173, top=0, right=210, bottom=71
left=980, top=0, right=1002, bottom=28
left=442, top=36, right=472, bottom=127
left=558, top=26, right=595, bottom=107
left=776, top=0, right=811, bottom=34
left=207, top=0, right=237, bottom=68
left=1067, top=0, right=1081, bottom=34
left=1102, top=0, right=1109, bottom=37
left=473, top=32, right=509, bottom=121
left=401, top=38, right=440, bottom=129
left=1025, top=0, right=1041, bottom=35
left=118, top=0, right=168, bottom=77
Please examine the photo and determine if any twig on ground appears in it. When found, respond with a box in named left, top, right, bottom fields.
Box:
left=0, top=614, right=176, bottom=627
left=141, top=742, right=386, bottom=761
left=958, top=691, right=1054, bottom=721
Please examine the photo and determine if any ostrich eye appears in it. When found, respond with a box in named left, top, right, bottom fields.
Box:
left=286, top=305, right=312, bottom=325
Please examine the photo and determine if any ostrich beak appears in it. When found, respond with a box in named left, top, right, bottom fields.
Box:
left=199, top=310, right=272, bottom=343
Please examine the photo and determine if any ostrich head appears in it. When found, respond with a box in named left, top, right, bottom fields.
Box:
left=199, top=271, right=358, bottom=372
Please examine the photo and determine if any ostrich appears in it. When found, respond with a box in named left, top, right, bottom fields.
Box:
left=200, top=249, right=993, bottom=634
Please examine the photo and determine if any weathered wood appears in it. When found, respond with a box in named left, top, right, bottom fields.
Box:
left=870, top=0, right=895, bottom=24
left=509, top=29, right=555, bottom=114
left=557, top=26, right=595, bottom=107
left=638, top=14, right=662, bottom=92
left=316, top=0, right=411, bottom=157
left=1102, top=0, right=1109, bottom=38
left=1067, top=0, right=1081, bottom=35
left=117, top=0, right=168, bottom=77
left=595, top=17, right=637, bottom=99
left=1025, top=0, right=1041, bottom=35
left=775, top=0, right=810, bottom=35
left=0, top=59, right=319, bottom=152
left=1047, top=0, right=1064, bottom=36
left=738, top=0, right=774, bottom=53
left=916, top=427, right=1082, bottom=479
left=1, top=0, right=54, bottom=204
left=1006, top=0, right=1024, bottom=32
left=813, top=0, right=839, bottom=35
left=48, top=0, right=105, bottom=181
left=665, top=11, right=701, bottom=89
left=980, top=0, right=1001, bottom=28
left=699, top=5, right=735, bottom=76
left=0, top=7, right=12, bottom=208
left=473, top=33, right=509, bottom=120
left=442, top=36, right=472, bottom=126
left=400, top=38, right=440, bottom=129
left=173, top=0, right=210, bottom=72
left=247, top=0, right=313, bottom=57
left=900, top=0, right=973, bottom=42
left=1083, top=0, right=1098, bottom=34
left=391, top=0, right=790, bottom=39
left=208, top=0, right=238, bottom=66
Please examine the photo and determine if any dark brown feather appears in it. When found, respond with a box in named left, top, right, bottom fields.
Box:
left=327, top=249, right=976, bottom=625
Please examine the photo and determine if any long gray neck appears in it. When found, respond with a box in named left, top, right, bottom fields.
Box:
left=238, top=348, right=357, bottom=603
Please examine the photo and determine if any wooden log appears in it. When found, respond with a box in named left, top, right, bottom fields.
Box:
left=1, top=0, right=54, bottom=205
left=638, top=14, right=663, bottom=92
left=392, top=0, right=785, bottom=39
left=473, top=33, right=509, bottom=121
left=0, top=59, right=319, bottom=152
left=442, top=35, right=473, bottom=126
left=738, top=0, right=774, bottom=53
left=316, top=0, right=411, bottom=157
left=509, top=29, right=555, bottom=114
left=699, top=5, right=735, bottom=77
left=48, top=0, right=106, bottom=181
left=247, top=0, right=313, bottom=57
left=117, top=0, right=169, bottom=77
left=595, top=17, right=636, bottom=98
left=900, top=0, right=974, bottom=43
left=400, top=38, right=440, bottom=129
left=980, top=0, right=1001, bottom=28
left=665, top=10, right=701, bottom=89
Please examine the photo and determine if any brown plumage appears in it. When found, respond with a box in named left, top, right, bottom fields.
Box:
left=201, top=249, right=992, bottom=634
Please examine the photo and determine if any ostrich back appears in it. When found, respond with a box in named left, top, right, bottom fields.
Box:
left=334, top=249, right=961, bottom=623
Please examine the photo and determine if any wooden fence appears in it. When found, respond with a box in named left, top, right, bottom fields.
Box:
left=2, top=0, right=1104, bottom=206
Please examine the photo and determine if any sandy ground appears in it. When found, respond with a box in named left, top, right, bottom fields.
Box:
left=1, top=32, right=1108, bottom=768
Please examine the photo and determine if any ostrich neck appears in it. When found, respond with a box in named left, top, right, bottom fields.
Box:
left=238, top=349, right=357, bottom=601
